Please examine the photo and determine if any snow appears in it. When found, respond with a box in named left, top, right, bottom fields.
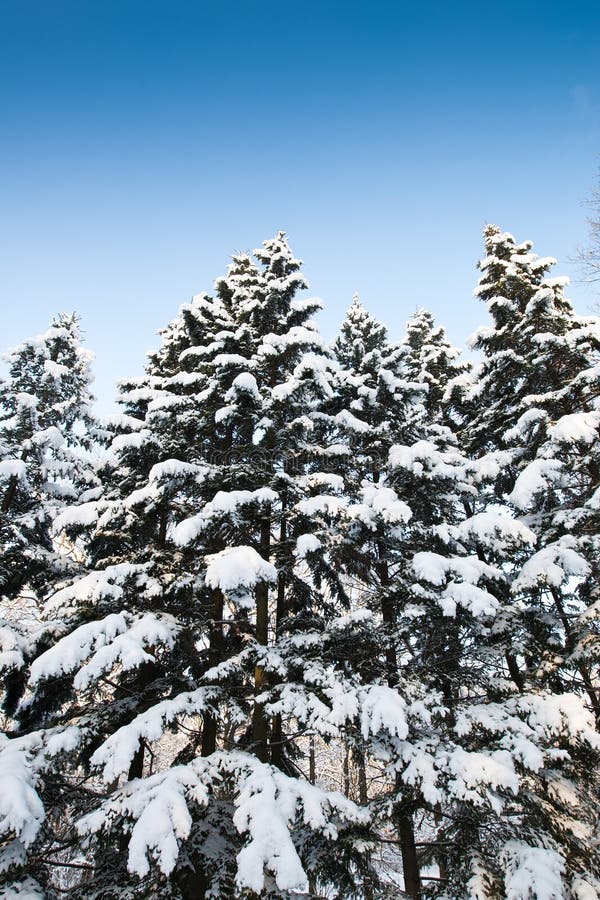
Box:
left=335, top=408, right=372, bottom=433
left=90, top=687, right=220, bottom=782
left=148, top=459, right=203, bottom=481
left=412, top=552, right=501, bottom=588
left=205, top=546, right=277, bottom=595
left=290, top=296, right=323, bottom=313
left=0, top=459, right=27, bottom=483
left=225, top=372, right=262, bottom=402
left=349, top=482, right=412, bottom=529
left=111, top=429, right=152, bottom=452
left=502, top=841, right=564, bottom=900
left=29, top=612, right=177, bottom=689
left=233, top=763, right=310, bottom=893
left=78, top=760, right=217, bottom=878
left=514, top=693, right=600, bottom=748
left=72, top=613, right=178, bottom=689
left=360, top=685, right=408, bottom=740
left=43, top=563, right=162, bottom=615
left=571, top=876, right=600, bottom=900
left=454, top=512, right=536, bottom=552
left=389, top=440, right=463, bottom=480
left=52, top=500, right=100, bottom=532
left=0, top=878, right=45, bottom=899
left=102, top=413, right=146, bottom=431
left=439, top=581, right=498, bottom=617
left=0, top=734, right=45, bottom=851
left=512, top=538, right=589, bottom=592
left=29, top=613, right=128, bottom=684
left=295, top=534, right=322, bottom=557
left=0, top=626, right=26, bottom=672
left=299, top=472, right=344, bottom=493
left=79, top=750, right=364, bottom=893
left=295, top=494, right=347, bottom=517
left=173, top=488, right=278, bottom=545
left=509, top=459, right=563, bottom=509
left=548, top=411, right=600, bottom=445
left=227, top=752, right=365, bottom=895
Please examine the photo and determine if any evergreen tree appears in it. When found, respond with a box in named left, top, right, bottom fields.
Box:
left=0, top=313, right=101, bottom=897
left=4, top=232, right=600, bottom=900
left=436, top=225, right=600, bottom=896
left=401, top=307, right=471, bottom=426
left=5, top=238, right=370, bottom=899
left=0, top=313, right=99, bottom=603
left=330, top=295, right=450, bottom=897
left=465, top=226, right=600, bottom=720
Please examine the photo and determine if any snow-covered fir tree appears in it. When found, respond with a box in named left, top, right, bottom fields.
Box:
left=401, top=308, right=471, bottom=426
left=2, top=238, right=375, bottom=899
left=2, top=231, right=600, bottom=900
left=0, top=313, right=102, bottom=896
left=465, top=226, right=600, bottom=721
left=441, top=225, right=600, bottom=896
left=0, top=313, right=99, bottom=605
left=332, top=289, right=600, bottom=898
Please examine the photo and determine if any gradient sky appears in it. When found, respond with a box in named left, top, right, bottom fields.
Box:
left=2, top=1, right=600, bottom=413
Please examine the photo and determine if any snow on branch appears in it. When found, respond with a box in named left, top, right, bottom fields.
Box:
left=77, top=751, right=365, bottom=894
left=204, top=545, right=277, bottom=595
left=0, top=735, right=45, bottom=866
left=77, top=759, right=220, bottom=878
left=225, top=752, right=366, bottom=895
left=173, top=489, right=277, bottom=546
left=501, top=841, right=564, bottom=900
left=512, top=537, right=589, bottom=592
left=28, top=611, right=178, bottom=689
left=90, top=686, right=223, bottom=783
left=43, top=563, right=162, bottom=616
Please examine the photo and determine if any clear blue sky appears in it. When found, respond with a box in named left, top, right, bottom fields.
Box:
left=2, top=1, right=600, bottom=412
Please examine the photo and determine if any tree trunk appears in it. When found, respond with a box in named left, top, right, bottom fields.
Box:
left=271, top=510, right=287, bottom=769
left=201, top=588, right=224, bottom=757
left=550, top=586, right=600, bottom=722
left=376, top=533, right=420, bottom=891
left=399, top=810, right=421, bottom=899
left=355, top=749, right=375, bottom=900
left=343, top=746, right=350, bottom=797
left=252, top=517, right=271, bottom=762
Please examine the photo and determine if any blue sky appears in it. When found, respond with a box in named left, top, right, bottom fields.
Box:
left=2, top=1, right=600, bottom=412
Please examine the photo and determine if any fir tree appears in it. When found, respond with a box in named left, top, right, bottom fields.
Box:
left=0, top=313, right=101, bottom=898
left=466, top=226, right=600, bottom=721
left=7, top=238, right=370, bottom=899
left=401, top=307, right=471, bottom=426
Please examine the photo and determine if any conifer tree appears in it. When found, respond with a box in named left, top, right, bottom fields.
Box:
left=401, top=307, right=471, bottom=426
left=466, top=226, right=600, bottom=720
left=330, top=296, right=455, bottom=897
left=437, top=225, right=600, bottom=896
left=0, top=313, right=101, bottom=898
left=0, top=313, right=98, bottom=601
left=4, top=238, right=371, bottom=899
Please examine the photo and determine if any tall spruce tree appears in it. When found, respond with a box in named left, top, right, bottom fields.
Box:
left=401, top=308, right=471, bottom=426
left=465, top=226, right=600, bottom=719
left=4, top=233, right=600, bottom=900
left=0, top=313, right=101, bottom=898
left=330, top=296, right=464, bottom=897
left=437, top=225, right=600, bottom=897
left=5, top=238, right=374, bottom=899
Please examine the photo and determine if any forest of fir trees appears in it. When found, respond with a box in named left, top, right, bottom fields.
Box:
left=1, top=225, right=600, bottom=900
